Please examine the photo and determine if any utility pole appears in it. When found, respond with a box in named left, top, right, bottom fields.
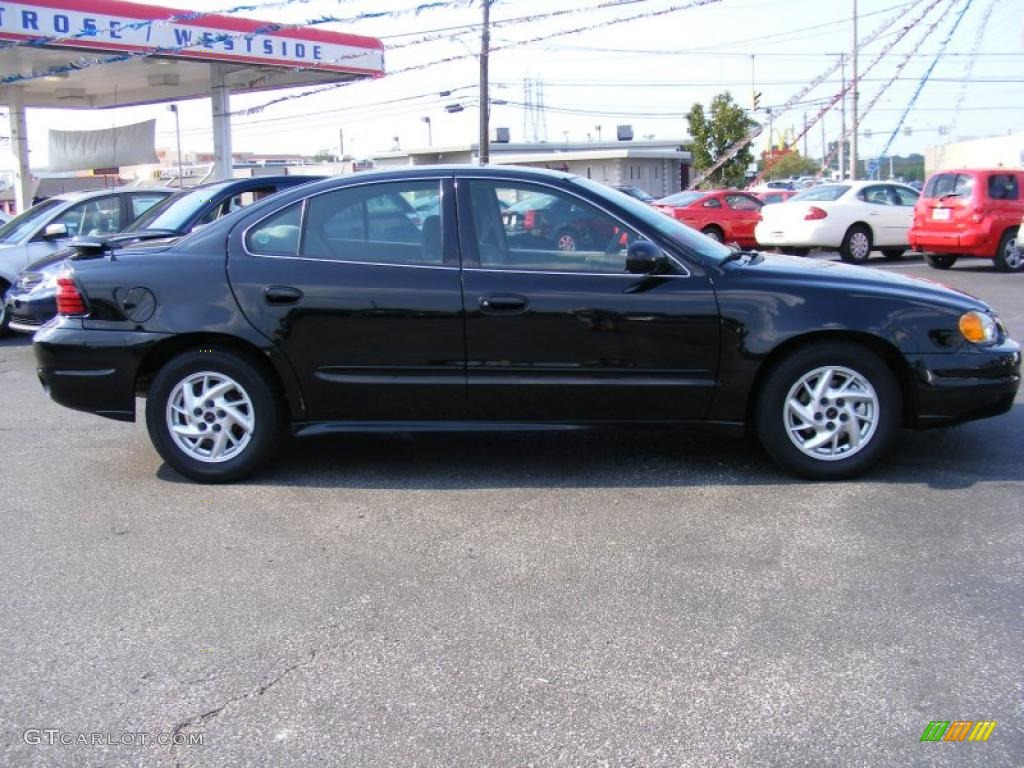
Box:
left=821, top=111, right=827, bottom=172
left=803, top=112, right=809, bottom=157
left=338, top=128, right=345, bottom=159
left=478, top=0, right=491, bottom=165
left=839, top=53, right=847, bottom=180
left=168, top=104, right=183, bottom=188
left=850, top=0, right=859, bottom=181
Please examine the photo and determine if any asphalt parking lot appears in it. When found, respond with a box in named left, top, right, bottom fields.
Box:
left=1, top=252, right=1021, bottom=767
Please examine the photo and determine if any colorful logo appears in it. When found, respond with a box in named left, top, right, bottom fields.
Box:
left=920, top=721, right=997, bottom=742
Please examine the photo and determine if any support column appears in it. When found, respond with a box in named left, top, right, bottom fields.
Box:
left=210, top=64, right=233, bottom=181
left=6, top=87, right=32, bottom=213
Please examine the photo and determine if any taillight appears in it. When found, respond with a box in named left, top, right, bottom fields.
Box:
left=804, top=206, right=828, bottom=221
left=523, top=210, right=537, bottom=229
left=55, top=273, right=87, bottom=315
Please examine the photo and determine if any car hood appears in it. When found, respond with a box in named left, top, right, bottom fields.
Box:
left=734, top=252, right=988, bottom=313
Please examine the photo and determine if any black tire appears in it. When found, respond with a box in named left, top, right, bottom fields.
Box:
left=993, top=229, right=1022, bottom=272
left=701, top=225, right=724, bottom=243
left=145, top=348, right=283, bottom=482
left=786, top=247, right=811, bottom=257
left=839, top=224, right=873, bottom=264
left=925, top=253, right=957, bottom=270
left=881, top=248, right=905, bottom=260
left=756, top=342, right=901, bottom=480
left=0, top=282, right=10, bottom=338
left=553, top=228, right=578, bottom=252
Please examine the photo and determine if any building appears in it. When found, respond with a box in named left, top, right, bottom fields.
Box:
left=926, top=133, right=1024, bottom=175
left=370, top=138, right=693, bottom=199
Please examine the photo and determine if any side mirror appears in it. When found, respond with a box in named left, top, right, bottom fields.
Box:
left=43, top=223, right=68, bottom=239
left=625, top=240, right=665, bottom=274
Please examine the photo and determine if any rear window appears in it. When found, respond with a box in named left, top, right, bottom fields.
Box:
left=986, top=174, right=1019, bottom=201
left=923, top=173, right=975, bottom=200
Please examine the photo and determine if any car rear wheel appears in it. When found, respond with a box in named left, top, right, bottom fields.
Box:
left=881, top=248, right=905, bottom=260
left=701, top=226, right=724, bottom=243
left=756, top=342, right=901, bottom=480
left=994, top=229, right=1021, bottom=272
left=924, top=253, right=957, bottom=270
left=839, top=225, right=873, bottom=264
left=145, top=348, right=282, bottom=482
left=0, top=281, right=10, bottom=338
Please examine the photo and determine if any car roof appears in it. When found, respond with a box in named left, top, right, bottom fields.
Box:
left=46, top=186, right=174, bottom=204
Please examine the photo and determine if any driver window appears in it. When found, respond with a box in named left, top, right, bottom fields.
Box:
left=861, top=186, right=893, bottom=206
left=466, top=181, right=640, bottom=272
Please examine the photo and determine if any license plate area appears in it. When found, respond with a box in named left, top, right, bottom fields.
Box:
left=932, top=207, right=951, bottom=221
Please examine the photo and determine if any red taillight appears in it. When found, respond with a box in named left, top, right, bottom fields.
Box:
left=56, top=274, right=87, bottom=315
left=523, top=209, right=537, bottom=229
left=804, top=206, right=828, bottom=221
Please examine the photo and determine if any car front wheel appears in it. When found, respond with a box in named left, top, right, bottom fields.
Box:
left=839, top=225, right=873, bottom=264
left=756, top=342, right=901, bottom=479
left=145, top=348, right=282, bottom=482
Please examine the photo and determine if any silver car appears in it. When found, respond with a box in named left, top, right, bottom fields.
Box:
left=0, top=187, right=172, bottom=331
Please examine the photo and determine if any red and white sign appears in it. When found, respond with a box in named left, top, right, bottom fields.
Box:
left=0, top=0, right=384, bottom=74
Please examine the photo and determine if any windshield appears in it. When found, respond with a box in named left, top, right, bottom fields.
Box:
left=574, top=177, right=733, bottom=264
left=658, top=191, right=704, bottom=207
left=791, top=185, right=850, bottom=202
left=128, top=182, right=232, bottom=232
left=0, top=199, right=63, bottom=244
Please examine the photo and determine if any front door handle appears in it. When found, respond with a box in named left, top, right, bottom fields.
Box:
left=264, top=285, right=304, bottom=305
left=480, top=294, right=529, bottom=314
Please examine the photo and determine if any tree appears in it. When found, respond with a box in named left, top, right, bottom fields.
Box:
left=686, top=92, right=758, bottom=189
left=760, top=151, right=820, bottom=179
left=312, top=148, right=337, bottom=162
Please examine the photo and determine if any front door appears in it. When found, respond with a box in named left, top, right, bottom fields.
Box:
left=457, top=178, right=720, bottom=422
left=228, top=176, right=466, bottom=421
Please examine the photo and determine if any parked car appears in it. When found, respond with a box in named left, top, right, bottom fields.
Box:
left=503, top=190, right=619, bottom=251
left=748, top=180, right=797, bottom=193
left=908, top=168, right=1024, bottom=272
left=33, top=166, right=1019, bottom=483
left=654, top=189, right=763, bottom=247
left=0, top=187, right=172, bottom=334
left=755, top=181, right=920, bottom=262
left=4, top=175, right=321, bottom=333
left=614, top=186, right=657, bottom=203
left=755, top=189, right=799, bottom=205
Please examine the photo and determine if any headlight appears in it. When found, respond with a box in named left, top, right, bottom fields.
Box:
left=959, top=310, right=999, bottom=345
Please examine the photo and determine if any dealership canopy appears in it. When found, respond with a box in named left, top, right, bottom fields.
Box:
left=1, top=0, right=385, bottom=210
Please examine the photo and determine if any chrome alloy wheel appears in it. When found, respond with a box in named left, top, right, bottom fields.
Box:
left=166, top=371, right=255, bottom=463
left=783, top=366, right=879, bottom=462
left=849, top=231, right=871, bottom=260
left=1003, top=234, right=1021, bottom=270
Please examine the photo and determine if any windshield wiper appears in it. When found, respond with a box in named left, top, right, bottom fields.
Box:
left=938, top=192, right=961, bottom=201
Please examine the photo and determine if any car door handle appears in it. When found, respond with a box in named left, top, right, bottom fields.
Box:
left=264, top=286, right=304, bottom=305
left=480, top=294, right=529, bottom=314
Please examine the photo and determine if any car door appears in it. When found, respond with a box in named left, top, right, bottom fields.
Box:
left=457, top=177, right=720, bottom=422
left=724, top=193, right=763, bottom=243
left=890, top=185, right=919, bottom=245
left=227, top=176, right=466, bottom=421
left=857, top=185, right=904, bottom=245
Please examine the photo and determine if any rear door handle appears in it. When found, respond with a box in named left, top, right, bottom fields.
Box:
left=264, top=285, right=304, bottom=305
left=480, top=294, right=529, bottom=314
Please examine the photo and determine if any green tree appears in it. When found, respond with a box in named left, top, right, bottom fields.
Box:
left=686, top=92, right=758, bottom=189
left=312, top=148, right=337, bottom=162
left=761, top=151, right=820, bottom=179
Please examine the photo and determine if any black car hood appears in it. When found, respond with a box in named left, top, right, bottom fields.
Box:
left=734, top=252, right=988, bottom=313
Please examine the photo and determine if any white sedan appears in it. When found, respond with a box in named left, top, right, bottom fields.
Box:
left=755, top=180, right=920, bottom=263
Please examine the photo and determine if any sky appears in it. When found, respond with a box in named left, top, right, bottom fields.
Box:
left=3, top=0, right=1023, bottom=171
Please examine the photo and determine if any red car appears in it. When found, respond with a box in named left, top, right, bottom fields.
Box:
left=654, top=189, right=763, bottom=247
left=909, top=168, right=1024, bottom=272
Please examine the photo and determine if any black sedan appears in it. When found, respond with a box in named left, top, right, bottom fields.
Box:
left=33, top=166, right=1020, bottom=483
left=5, top=175, right=322, bottom=333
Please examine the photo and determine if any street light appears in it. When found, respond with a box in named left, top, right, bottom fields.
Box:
left=422, top=116, right=432, bottom=147
left=167, top=104, right=183, bottom=188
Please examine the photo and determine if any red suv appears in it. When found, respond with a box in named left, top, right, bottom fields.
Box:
left=909, top=168, right=1023, bottom=271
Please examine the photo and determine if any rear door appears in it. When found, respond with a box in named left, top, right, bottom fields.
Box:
left=227, top=176, right=466, bottom=421
left=858, top=185, right=904, bottom=245
left=890, top=185, right=919, bottom=245
left=457, top=176, right=720, bottom=422
left=984, top=172, right=1023, bottom=248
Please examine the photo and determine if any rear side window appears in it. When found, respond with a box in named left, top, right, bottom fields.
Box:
left=702, top=197, right=722, bottom=208
left=986, top=174, right=1019, bottom=201
left=725, top=194, right=761, bottom=211
left=923, top=173, right=974, bottom=199
left=245, top=202, right=302, bottom=256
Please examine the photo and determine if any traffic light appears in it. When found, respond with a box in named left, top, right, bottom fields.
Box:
left=752, top=91, right=762, bottom=110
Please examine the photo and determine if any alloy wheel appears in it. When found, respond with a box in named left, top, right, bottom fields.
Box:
left=849, top=231, right=870, bottom=260
left=166, top=371, right=255, bottom=463
left=783, top=366, right=879, bottom=462
left=1003, top=235, right=1021, bottom=270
